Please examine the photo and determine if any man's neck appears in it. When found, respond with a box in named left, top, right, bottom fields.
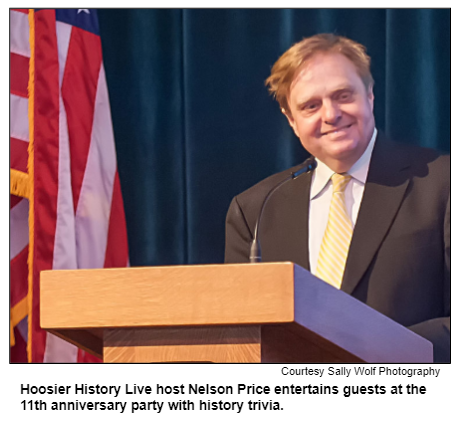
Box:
left=318, top=127, right=377, bottom=174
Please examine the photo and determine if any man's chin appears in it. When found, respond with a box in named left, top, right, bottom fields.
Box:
left=319, top=144, right=362, bottom=171
left=327, top=140, right=359, bottom=158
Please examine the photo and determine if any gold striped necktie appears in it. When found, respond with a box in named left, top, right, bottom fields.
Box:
left=315, top=173, right=353, bottom=289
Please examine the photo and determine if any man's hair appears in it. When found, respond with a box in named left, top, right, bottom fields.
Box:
left=265, top=33, right=374, bottom=116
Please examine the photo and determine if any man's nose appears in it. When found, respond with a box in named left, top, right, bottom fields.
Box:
left=322, top=101, right=342, bottom=125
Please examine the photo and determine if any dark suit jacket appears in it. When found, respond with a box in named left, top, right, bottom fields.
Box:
left=225, top=134, right=450, bottom=362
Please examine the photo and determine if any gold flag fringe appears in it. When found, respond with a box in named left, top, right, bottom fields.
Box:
left=10, top=169, right=30, bottom=198
left=10, top=297, right=29, bottom=347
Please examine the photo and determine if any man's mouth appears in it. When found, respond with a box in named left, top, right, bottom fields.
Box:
left=321, top=124, right=353, bottom=136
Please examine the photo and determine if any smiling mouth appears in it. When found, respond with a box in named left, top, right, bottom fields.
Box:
left=322, top=124, right=353, bottom=136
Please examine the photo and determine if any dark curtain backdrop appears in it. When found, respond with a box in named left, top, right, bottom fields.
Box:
left=97, top=8, right=450, bottom=266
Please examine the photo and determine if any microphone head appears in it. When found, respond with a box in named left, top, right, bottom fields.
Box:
left=291, top=157, right=317, bottom=179
left=306, top=157, right=317, bottom=172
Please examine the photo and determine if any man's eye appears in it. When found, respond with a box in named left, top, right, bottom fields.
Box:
left=304, top=103, right=319, bottom=111
left=338, top=92, right=352, bottom=101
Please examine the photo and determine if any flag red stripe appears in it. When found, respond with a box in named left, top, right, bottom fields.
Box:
left=10, top=137, right=29, bottom=173
left=104, top=171, right=129, bottom=267
left=10, top=89, right=28, bottom=99
left=32, top=9, right=60, bottom=363
left=10, top=326, right=28, bottom=363
left=77, top=348, right=102, bottom=363
left=61, top=27, right=102, bottom=213
left=10, top=52, right=29, bottom=98
left=12, top=9, right=29, bottom=14
left=10, top=194, right=23, bottom=209
left=10, top=245, right=29, bottom=308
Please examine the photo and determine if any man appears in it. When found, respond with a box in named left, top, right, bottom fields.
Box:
left=225, top=34, right=450, bottom=363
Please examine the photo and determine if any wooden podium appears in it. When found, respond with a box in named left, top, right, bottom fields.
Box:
left=40, top=262, right=432, bottom=363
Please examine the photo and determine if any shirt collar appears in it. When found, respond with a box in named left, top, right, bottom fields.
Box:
left=310, top=128, right=378, bottom=199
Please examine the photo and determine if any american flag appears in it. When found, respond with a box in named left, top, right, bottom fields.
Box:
left=10, top=9, right=129, bottom=362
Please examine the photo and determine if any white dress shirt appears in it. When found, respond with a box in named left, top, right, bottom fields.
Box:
left=309, top=128, right=377, bottom=274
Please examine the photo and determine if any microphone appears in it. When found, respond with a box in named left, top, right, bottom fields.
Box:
left=249, top=157, right=317, bottom=263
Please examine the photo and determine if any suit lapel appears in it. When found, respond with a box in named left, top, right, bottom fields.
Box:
left=341, top=136, right=412, bottom=295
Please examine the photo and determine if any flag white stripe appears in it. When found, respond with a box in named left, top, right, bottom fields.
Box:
left=10, top=199, right=29, bottom=260
left=43, top=334, right=78, bottom=363
left=52, top=103, right=78, bottom=270
left=56, top=22, right=72, bottom=88
left=75, top=65, right=116, bottom=269
left=17, top=317, right=28, bottom=341
left=10, top=10, right=30, bottom=57
left=52, top=23, right=77, bottom=272
left=10, top=94, right=29, bottom=142
left=45, top=22, right=79, bottom=363
left=45, top=96, right=79, bottom=362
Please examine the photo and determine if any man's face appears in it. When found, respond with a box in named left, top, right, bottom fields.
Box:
left=286, top=52, right=375, bottom=172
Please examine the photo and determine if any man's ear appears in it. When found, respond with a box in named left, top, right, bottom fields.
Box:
left=281, top=107, right=299, bottom=138
left=367, top=84, right=375, bottom=111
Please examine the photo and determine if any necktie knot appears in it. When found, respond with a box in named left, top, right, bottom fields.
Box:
left=331, top=173, right=351, bottom=193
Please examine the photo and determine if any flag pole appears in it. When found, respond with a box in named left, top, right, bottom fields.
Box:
left=27, top=8, right=35, bottom=363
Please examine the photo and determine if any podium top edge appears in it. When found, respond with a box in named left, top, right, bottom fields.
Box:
left=41, top=261, right=298, bottom=274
